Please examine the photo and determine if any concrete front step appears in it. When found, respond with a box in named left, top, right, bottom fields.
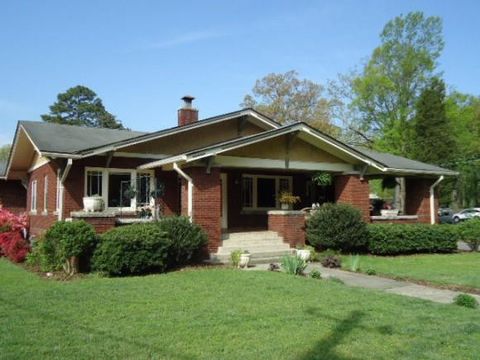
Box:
left=217, top=244, right=291, bottom=254
left=219, top=239, right=288, bottom=248
left=222, top=231, right=279, bottom=241
left=211, top=249, right=294, bottom=264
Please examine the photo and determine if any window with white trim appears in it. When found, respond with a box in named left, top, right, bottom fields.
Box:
left=31, top=180, right=37, bottom=212
left=241, top=174, right=292, bottom=210
left=86, top=170, right=103, bottom=197
left=43, top=175, right=48, bottom=212
left=56, top=169, right=61, bottom=212
left=84, top=167, right=154, bottom=210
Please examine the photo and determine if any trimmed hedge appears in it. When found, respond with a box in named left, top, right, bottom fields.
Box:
left=93, top=223, right=170, bottom=276
left=367, top=223, right=458, bottom=255
left=156, top=216, right=208, bottom=268
left=457, top=219, right=480, bottom=251
left=93, top=217, right=208, bottom=276
left=306, top=203, right=368, bottom=252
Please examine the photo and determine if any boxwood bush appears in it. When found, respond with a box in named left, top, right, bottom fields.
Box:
left=93, top=217, right=208, bottom=276
left=456, top=219, right=480, bottom=251
left=38, top=220, right=97, bottom=272
left=306, top=203, right=368, bottom=252
left=367, top=223, right=458, bottom=255
left=156, top=216, right=208, bottom=268
left=93, top=223, right=170, bottom=276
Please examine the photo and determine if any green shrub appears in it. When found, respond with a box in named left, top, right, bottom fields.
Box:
left=453, top=293, right=478, bottom=309
left=93, top=223, right=170, bottom=276
left=281, top=255, right=307, bottom=275
left=156, top=216, right=208, bottom=268
left=309, top=269, right=321, bottom=279
left=365, top=268, right=377, bottom=276
left=306, top=203, right=368, bottom=252
left=42, top=221, right=97, bottom=272
left=457, top=219, right=480, bottom=251
left=230, top=249, right=242, bottom=268
left=25, top=237, right=52, bottom=272
left=367, top=224, right=458, bottom=255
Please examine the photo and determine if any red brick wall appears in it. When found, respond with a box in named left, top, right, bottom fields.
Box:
left=181, top=167, right=221, bottom=252
left=0, top=180, right=26, bottom=214
left=73, top=217, right=117, bottom=233
left=334, top=175, right=370, bottom=221
left=178, top=108, right=198, bottom=126
left=405, top=178, right=438, bottom=224
left=268, top=212, right=305, bottom=248
left=27, top=162, right=59, bottom=236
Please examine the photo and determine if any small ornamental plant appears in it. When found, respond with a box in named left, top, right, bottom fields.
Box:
left=278, top=192, right=301, bottom=205
left=0, top=208, right=29, bottom=263
left=453, top=294, right=479, bottom=309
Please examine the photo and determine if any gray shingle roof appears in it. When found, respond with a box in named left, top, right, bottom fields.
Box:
left=19, top=121, right=146, bottom=154
left=354, top=147, right=457, bottom=175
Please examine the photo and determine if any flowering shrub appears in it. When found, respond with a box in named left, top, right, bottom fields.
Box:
left=0, top=208, right=28, bottom=262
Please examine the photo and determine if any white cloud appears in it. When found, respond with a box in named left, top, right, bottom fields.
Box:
left=148, top=30, right=223, bottom=49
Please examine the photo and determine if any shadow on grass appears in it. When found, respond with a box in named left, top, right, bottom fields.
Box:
left=0, top=295, right=197, bottom=360
left=301, top=307, right=394, bottom=360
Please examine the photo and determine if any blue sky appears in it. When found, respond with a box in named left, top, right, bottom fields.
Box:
left=1, top=0, right=479, bottom=145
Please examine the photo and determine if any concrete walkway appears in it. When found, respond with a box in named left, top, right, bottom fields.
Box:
left=249, top=263, right=480, bottom=305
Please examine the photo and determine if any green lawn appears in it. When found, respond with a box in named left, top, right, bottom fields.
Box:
left=342, top=253, right=480, bottom=291
left=1, top=260, right=480, bottom=359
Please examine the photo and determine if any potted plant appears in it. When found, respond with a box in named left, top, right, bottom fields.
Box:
left=239, top=250, right=251, bottom=268
left=295, top=245, right=312, bottom=261
left=150, top=180, right=166, bottom=220
left=82, top=195, right=104, bottom=212
left=279, top=191, right=301, bottom=210
left=312, top=172, right=332, bottom=186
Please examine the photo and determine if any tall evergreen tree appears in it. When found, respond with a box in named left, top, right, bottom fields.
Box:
left=410, top=77, right=456, bottom=164
left=41, top=85, right=124, bottom=129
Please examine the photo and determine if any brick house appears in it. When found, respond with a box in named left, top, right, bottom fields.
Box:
left=0, top=96, right=456, bottom=260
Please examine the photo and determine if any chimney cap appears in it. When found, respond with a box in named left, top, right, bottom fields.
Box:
left=181, top=95, right=195, bottom=102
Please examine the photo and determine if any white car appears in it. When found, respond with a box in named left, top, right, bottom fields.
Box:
left=452, top=208, right=480, bottom=223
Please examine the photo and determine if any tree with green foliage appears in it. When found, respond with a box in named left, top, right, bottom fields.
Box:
left=0, top=144, right=11, bottom=161
left=242, top=70, right=338, bottom=136
left=332, top=12, right=444, bottom=154
left=41, top=85, right=124, bottom=129
left=410, top=77, right=455, bottom=164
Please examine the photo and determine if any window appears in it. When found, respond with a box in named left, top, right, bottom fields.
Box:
left=43, top=175, right=48, bottom=212
left=56, top=169, right=61, bottom=212
left=241, top=175, right=292, bottom=210
left=31, top=180, right=37, bottom=212
left=86, top=170, right=103, bottom=196
left=84, top=167, right=154, bottom=210
left=136, top=172, right=152, bottom=206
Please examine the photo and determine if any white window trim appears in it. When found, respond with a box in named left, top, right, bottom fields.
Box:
left=84, top=167, right=155, bottom=212
left=43, top=175, right=48, bottom=214
left=241, top=174, right=293, bottom=211
left=55, top=169, right=61, bottom=214
left=30, top=180, right=37, bottom=214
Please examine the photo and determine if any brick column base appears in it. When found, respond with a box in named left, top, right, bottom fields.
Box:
left=405, top=178, right=438, bottom=224
left=334, top=175, right=370, bottom=222
left=268, top=210, right=305, bottom=248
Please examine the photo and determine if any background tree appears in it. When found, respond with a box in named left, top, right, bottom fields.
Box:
left=241, top=70, right=338, bottom=135
left=41, top=85, right=124, bottom=129
left=0, top=144, right=11, bottom=161
left=410, top=77, right=455, bottom=164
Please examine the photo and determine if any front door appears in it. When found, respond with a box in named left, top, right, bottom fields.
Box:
left=221, top=173, right=228, bottom=229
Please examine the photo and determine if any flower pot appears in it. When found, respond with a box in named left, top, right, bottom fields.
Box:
left=380, top=209, right=399, bottom=217
left=83, top=196, right=104, bottom=212
left=281, top=203, right=291, bottom=210
left=296, top=249, right=311, bottom=261
left=239, top=253, right=251, bottom=268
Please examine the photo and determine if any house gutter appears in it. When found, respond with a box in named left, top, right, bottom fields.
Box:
left=173, top=162, right=193, bottom=221
left=58, top=159, right=73, bottom=221
left=430, top=176, right=444, bottom=225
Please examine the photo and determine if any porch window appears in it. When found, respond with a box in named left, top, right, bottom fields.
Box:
left=86, top=170, right=103, bottom=196
left=241, top=174, right=292, bottom=211
left=108, top=173, right=132, bottom=208
left=84, top=167, right=154, bottom=210
left=31, top=180, right=37, bottom=212
left=136, top=172, right=152, bottom=206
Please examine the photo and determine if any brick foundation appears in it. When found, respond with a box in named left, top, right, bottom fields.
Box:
left=72, top=216, right=117, bottom=233
left=268, top=210, right=306, bottom=248
left=0, top=180, right=26, bottom=215
left=334, top=175, right=370, bottom=221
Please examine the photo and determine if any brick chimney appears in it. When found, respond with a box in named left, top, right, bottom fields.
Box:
left=178, top=95, right=198, bottom=126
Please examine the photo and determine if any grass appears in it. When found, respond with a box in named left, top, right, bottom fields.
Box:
left=341, top=253, right=480, bottom=291
left=1, top=259, right=480, bottom=359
